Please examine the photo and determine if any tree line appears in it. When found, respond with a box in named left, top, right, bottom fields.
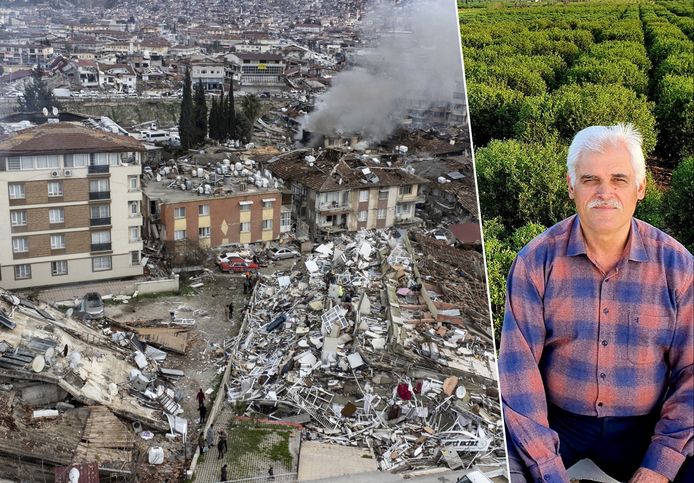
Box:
left=459, top=0, right=693, bottom=343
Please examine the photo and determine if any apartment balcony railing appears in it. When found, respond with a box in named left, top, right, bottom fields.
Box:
left=88, top=164, right=110, bottom=174
left=89, top=191, right=110, bottom=200
left=90, top=217, right=111, bottom=226
left=91, top=242, right=112, bottom=252
left=318, top=202, right=351, bottom=213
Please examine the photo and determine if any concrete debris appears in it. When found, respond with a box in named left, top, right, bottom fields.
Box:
left=224, top=228, right=503, bottom=473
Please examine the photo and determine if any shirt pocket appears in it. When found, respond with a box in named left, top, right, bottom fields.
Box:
left=627, top=312, right=672, bottom=365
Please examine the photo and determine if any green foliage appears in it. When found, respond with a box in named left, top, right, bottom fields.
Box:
left=654, top=75, right=694, bottom=160
left=566, top=58, right=648, bottom=95
left=475, top=139, right=573, bottom=230
left=466, top=83, right=524, bottom=147
left=192, top=81, right=208, bottom=146
left=178, top=67, right=194, bottom=151
left=586, top=40, right=651, bottom=72
left=635, top=171, right=666, bottom=229
left=664, top=157, right=694, bottom=251
left=240, top=94, right=263, bottom=125
left=18, top=68, right=59, bottom=112
left=516, top=84, right=657, bottom=154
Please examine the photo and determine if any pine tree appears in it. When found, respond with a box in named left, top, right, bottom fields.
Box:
left=192, top=80, right=208, bottom=146
left=218, top=89, right=228, bottom=141
left=225, top=79, right=237, bottom=141
left=208, top=96, right=218, bottom=141
left=18, top=68, right=58, bottom=112
left=240, top=94, right=262, bottom=142
left=178, top=67, right=194, bottom=151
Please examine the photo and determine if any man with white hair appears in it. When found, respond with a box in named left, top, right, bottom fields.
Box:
left=499, top=124, right=693, bottom=483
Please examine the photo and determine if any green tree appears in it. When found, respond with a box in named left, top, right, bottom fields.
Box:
left=18, top=68, right=58, bottom=112
left=466, top=83, right=524, bottom=147
left=241, top=94, right=262, bottom=126
left=654, top=75, right=694, bottom=161
left=635, top=171, right=665, bottom=229
left=475, top=139, right=573, bottom=230
left=192, top=80, right=208, bottom=146
left=178, top=67, right=194, bottom=151
left=664, top=157, right=694, bottom=252
left=225, top=80, right=237, bottom=140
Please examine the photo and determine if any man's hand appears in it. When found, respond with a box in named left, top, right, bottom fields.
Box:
left=629, top=467, right=669, bottom=483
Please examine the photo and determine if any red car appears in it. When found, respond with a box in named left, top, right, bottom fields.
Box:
left=219, top=257, right=259, bottom=273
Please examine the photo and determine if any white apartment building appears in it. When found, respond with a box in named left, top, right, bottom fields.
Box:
left=0, top=122, right=145, bottom=289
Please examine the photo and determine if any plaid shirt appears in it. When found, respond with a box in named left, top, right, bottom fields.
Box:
left=499, top=215, right=693, bottom=482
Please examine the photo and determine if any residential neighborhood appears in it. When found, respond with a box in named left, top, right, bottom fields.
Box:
left=0, top=1, right=504, bottom=482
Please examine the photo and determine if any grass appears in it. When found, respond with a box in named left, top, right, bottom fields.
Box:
left=226, top=421, right=295, bottom=477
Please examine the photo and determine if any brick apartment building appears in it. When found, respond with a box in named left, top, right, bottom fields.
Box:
left=143, top=177, right=283, bottom=263
left=0, top=123, right=145, bottom=289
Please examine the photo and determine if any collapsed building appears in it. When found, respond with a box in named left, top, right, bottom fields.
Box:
left=223, top=228, right=504, bottom=475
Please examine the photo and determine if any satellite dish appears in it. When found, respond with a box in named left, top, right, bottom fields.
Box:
left=42, top=107, right=49, bottom=117
left=45, top=347, right=55, bottom=365
left=52, top=106, right=58, bottom=116
left=32, top=355, right=46, bottom=373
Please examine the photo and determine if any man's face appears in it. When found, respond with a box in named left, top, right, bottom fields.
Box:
left=567, top=143, right=646, bottom=238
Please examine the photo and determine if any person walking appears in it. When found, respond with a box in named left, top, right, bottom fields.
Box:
left=228, top=301, right=234, bottom=320
left=220, top=464, right=228, bottom=482
left=198, top=430, right=205, bottom=454
left=198, top=403, right=207, bottom=425
left=196, top=388, right=205, bottom=408
left=268, top=465, right=274, bottom=481
left=217, top=428, right=228, bottom=459
left=206, top=424, right=214, bottom=448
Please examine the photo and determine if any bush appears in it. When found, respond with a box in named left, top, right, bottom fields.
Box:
left=664, top=157, right=694, bottom=251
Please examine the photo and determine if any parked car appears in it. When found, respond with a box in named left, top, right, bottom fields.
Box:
left=219, top=258, right=259, bottom=273
left=267, top=247, right=300, bottom=260
left=81, top=292, right=104, bottom=319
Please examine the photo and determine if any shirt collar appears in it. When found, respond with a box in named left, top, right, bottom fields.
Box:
left=566, top=215, right=649, bottom=262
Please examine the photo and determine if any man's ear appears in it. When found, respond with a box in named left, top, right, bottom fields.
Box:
left=637, top=176, right=646, bottom=201
left=567, top=173, right=574, bottom=199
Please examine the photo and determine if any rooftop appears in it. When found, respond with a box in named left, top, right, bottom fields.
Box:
left=0, top=122, right=145, bottom=156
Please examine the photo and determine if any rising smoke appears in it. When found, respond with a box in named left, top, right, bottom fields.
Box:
left=301, top=0, right=463, bottom=144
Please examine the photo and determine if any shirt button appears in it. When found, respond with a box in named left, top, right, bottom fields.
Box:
left=598, top=402, right=603, bottom=407
left=600, top=373, right=606, bottom=379
left=602, top=340, right=608, bottom=346
left=603, top=308, right=609, bottom=314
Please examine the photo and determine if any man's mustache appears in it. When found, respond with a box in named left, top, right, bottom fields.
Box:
left=587, top=198, right=623, bottom=209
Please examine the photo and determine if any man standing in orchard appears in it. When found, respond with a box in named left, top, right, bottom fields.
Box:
left=499, top=124, right=692, bottom=483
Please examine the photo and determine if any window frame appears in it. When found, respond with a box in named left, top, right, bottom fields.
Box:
left=50, top=234, right=66, bottom=250
left=174, top=207, right=186, bottom=218
left=49, top=207, right=65, bottom=224
left=47, top=181, right=64, bottom=197
left=10, top=210, right=27, bottom=226
left=14, top=264, right=31, bottom=280
left=51, top=260, right=68, bottom=276
left=92, top=255, right=112, bottom=272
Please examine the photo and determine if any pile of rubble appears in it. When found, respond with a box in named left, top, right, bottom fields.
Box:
left=225, top=228, right=504, bottom=473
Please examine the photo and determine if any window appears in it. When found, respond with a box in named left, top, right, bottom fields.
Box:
left=51, top=234, right=65, bottom=250
left=49, top=208, right=65, bottom=224
left=12, top=237, right=28, bottom=253
left=199, top=226, right=211, bottom=238
left=91, top=230, right=111, bottom=244
left=129, top=226, right=140, bottom=241
left=89, top=179, right=109, bottom=192
left=262, top=219, right=273, bottom=230
left=48, top=181, right=63, bottom=197
left=280, top=212, right=291, bottom=229
left=129, top=201, right=139, bottom=217
left=396, top=203, right=412, bottom=216
left=10, top=210, right=27, bottom=226
left=377, top=208, right=386, bottom=219
left=174, top=229, right=186, bottom=240
left=359, top=190, right=369, bottom=202
left=174, top=207, right=186, bottom=218
left=358, top=210, right=368, bottom=222
left=378, top=190, right=389, bottom=200
left=9, top=183, right=25, bottom=199
left=240, top=222, right=251, bottom=233
left=90, top=205, right=110, bottom=219
left=128, top=176, right=139, bottom=190
left=399, top=185, right=413, bottom=195
left=262, top=200, right=274, bottom=209
left=131, top=250, right=140, bottom=265
left=92, top=255, right=112, bottom=271
left=240, top=202, right=252, bottom=212
left=198, top=204, right=209, bottom=215
left=14, top=264, right=31, bottom=280
left=51, top=260, right=68, bottom=276
left=36, top=155, right=60, bottom=169
left=64, top=153, right=89, bottom=167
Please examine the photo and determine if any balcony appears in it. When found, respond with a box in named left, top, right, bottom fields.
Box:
left=318, top=202, right=351, bottom=214
left=90, top=217, right=111, bottom=226
left=91, top=242, right=112, bottom=252
left=89, top=191, right=110, bottom=200
left=88, top=164, right=110, bottom=174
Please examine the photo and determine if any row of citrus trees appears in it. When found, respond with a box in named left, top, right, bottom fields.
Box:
left=458, top=0, right=693, bottom=343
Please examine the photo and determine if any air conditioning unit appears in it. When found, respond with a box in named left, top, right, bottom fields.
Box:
left=63, top=169, right=73, bottom=177
left=50, top=170, right=60, bottom=178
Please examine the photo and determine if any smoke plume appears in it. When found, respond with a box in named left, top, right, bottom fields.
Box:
left=301, top=0, right=463, bottom=144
